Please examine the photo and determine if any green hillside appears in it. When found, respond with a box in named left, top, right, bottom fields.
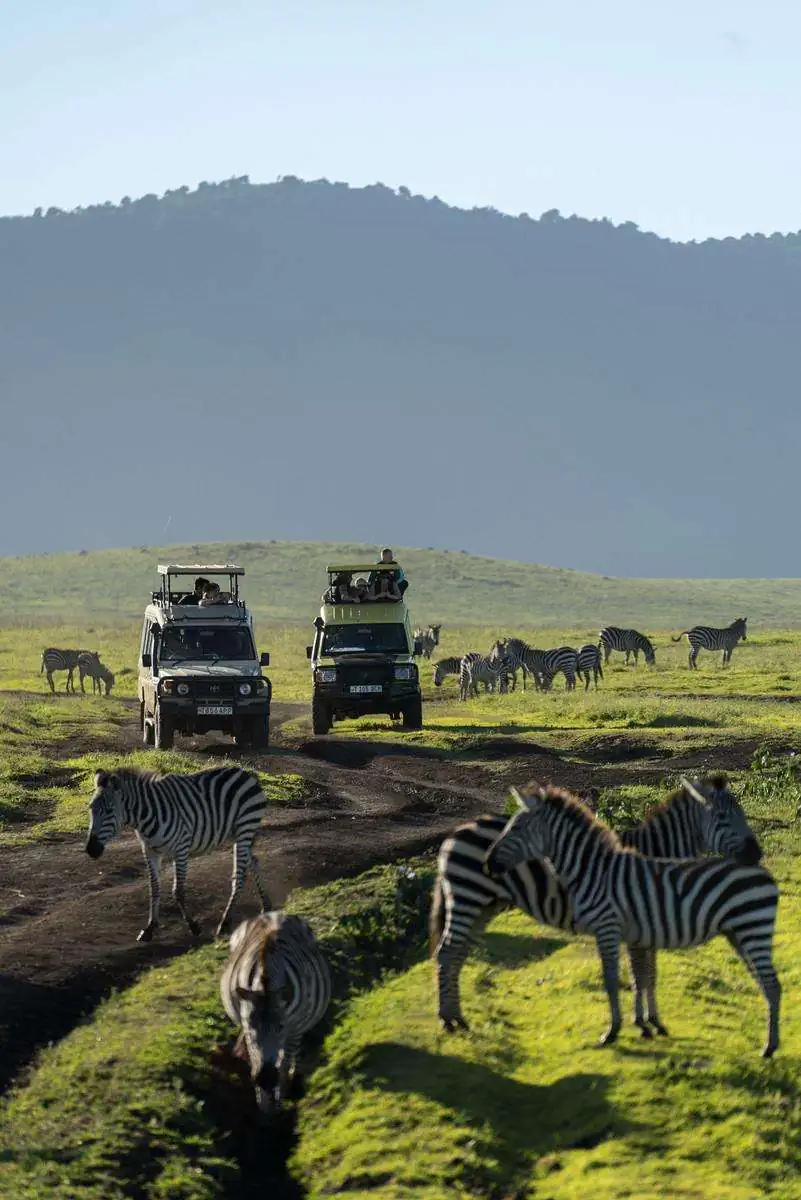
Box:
left=1, top=540, right=799, bottom=627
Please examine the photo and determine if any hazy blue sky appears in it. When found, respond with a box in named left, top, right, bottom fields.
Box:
left=1, top=0, right=798, bottom=240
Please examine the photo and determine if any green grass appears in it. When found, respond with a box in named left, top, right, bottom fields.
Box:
left=0, top=863, right=435, bottom=1200
left=292, top=766, right=801, bottom=1199
left=3, top=539, right=801, bottom=625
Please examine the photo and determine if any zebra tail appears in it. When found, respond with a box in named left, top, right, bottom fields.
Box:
left=597, top=660, right=604, bottom=679
left=671, top=632, right=690, bottom=642
left=429, top=875, right=446, bottom=956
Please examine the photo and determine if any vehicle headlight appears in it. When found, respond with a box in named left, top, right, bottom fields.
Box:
left=315, top=668, right=337, bottom=684
left=238, top=683, right=252, bottom=696
left=394, top=666, right=414, bottom=681
left=159, top=678, right=175, bottom=695
left=177, top=683, right=190, bottom=696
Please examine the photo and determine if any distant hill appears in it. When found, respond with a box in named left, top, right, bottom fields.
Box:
left=2, top=176, right=801, bottom=576
left=2, top=541, right=800, bottom=628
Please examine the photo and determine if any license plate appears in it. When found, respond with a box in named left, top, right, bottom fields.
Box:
left=349, top=684, right=382, bottom=694
left=197, top=705, right=233, bottom=716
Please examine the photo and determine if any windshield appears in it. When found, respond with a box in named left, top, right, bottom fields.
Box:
left=322, top=623, right=409, bottom=655
left=158, top=626, right=256, bottom=662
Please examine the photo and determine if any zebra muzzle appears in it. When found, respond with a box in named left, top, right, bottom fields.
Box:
left=85, top=836, right=105, bottom=859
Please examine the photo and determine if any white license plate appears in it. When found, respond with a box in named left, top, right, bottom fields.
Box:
left=349, top=684, right=383, bottom=694
left=197, top=705, right=234, bottom=716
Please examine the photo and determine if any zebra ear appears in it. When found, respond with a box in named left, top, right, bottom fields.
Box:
left=509, top=787, right=527, bottom=812
left=94, top=770, right=108, bottom=788
left=510, top=786, right=543, bottom=812
left=680, top=775, right=707, bottom=805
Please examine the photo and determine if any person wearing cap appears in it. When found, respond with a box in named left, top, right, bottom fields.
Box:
left=369, top=548, right=407, bottom=600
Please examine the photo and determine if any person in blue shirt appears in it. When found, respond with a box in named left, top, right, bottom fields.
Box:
left=369, top=548, right=408, bottom=601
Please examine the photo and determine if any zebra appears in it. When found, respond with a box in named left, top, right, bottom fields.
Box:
left=78, top=651, right=115, bottom=696
left=40, top=648, right=97, bottom=694
left=85, top=766, right=272, bottom=942
left=576, top=644, right=604, bottom=690
left=524, top=646, right=578, bottom=692
left=598, top=627, right=656, bottom=666
left=221, top=911, right=331, bottom=1112
left=431, top=774, right=760, bottom=1034
left=433, top=656, right=464, bottom=688
left=672, top=618, right=747, bottom=669
left=485, top=784, right=780, bottom=1056
left=460, top=653, right=510, bottom=701
left=414, top=624, right=442, bottom=659
left=488, top=639, right=536, bottom=692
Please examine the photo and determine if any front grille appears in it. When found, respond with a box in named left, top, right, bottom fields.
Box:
left=339, top=665, right=392, bottom=687
left=195, top=681, right=237, bottom=700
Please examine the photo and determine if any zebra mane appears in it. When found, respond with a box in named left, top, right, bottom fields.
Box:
left=517, top=784, right=621, bottom=850
left=637, top=773, right=730, bottom=826
left=99, top=765, right=165, bottom=786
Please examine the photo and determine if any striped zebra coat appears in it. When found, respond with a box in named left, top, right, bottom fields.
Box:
left=221, top=912, right=331, bottom=1112
left=525, top=646, right=578, bottom=691
left=433, top=656, right=464, bottom=688
left=460, top=653, right=509, bottom=701
left=486, top=785, right=780, bottom=1056
left=85, top=766, right=271, bottom=941
left=598, top=627, right=656, bottom=666
left=431, top=775, right=760, bottom=1033
left=41, top=647, right=97, bottom=694
left=489, top=639, right=536, bottom=692
left=414, top=625, right=442, bottom=659
left=576, top=644, right=604, bottom=690
left=78, top=651, right=115, bottom=695
left=672, top=618, right=747, bottom=668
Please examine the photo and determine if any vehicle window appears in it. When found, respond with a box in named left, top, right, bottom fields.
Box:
left=158, top=626, right=255, bottom=661
left=322, top=624, right=409, bottom=654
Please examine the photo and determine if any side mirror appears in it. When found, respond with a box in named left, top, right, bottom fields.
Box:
left=260, top=652, right=270, bottom=667
left=141, top=652, right=152, bottom=668
left=305, top=645, right=313, bottom=660
left=413, top=640, right=423, bottom=656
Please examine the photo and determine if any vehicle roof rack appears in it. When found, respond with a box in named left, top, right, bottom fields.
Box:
left=157, top=563, right=245, bottom=576
left=326, top=563, right=398, bottom=574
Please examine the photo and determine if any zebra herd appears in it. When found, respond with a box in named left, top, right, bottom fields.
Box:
left=81, top=759, right=779, bottom=1120
left=41, top=647, right=116, bottom=695
left=433, top=619, right=749, bottom=700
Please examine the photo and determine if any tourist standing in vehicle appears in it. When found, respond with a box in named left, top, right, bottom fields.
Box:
left=369, top=548, right=407, bottom=600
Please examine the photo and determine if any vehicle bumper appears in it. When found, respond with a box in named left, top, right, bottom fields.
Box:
left=316, top=684, right=420, bottom=717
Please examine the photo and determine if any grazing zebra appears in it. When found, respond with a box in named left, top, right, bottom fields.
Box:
left=485, top=785, right=780, bottom=1056
left=78, top=651, right=115, bottom=696
left=460, top=653, right=510, bottom=701
left=431, top=775, right=760, bottom=1034
left=433, top=656, right=464, bottom=688
left=40, top=647, right=97, bottom=694
left=672, top=618, right=747, bottom=669
left=85, top=766, right=272, bottom=942
left=576, top=644, right=604, bottom=690
left=414, top=624, right=442, bottom=659
left=598, top=627, right=656, bottom=666
left=489, top=639, right=535, bottom=692
left=525, top=646, right=578, bottom=692
left=221, top=912, right=331, bottom=1112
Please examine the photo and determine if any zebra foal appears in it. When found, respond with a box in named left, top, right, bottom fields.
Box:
left=78, top=651, right=115, bottom=695
left=221, top=912, right=331, bottom=1112
left=672, top=618, right=747, bottom=668
left=85, top=766, right=271, bottom=941
left=598, top=627, right=655, bottom=667
left=433, top=656, right=464, bottom=688
left=485, top=785, right=780, bottom=1056
left=460, top=653, right=509, bottom=701
left=431, top=774, right=759, bottom=1033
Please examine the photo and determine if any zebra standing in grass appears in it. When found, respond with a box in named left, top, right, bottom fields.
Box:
left=40, top=647, right=97, bottom=694
left=672, top=618, right=747, bottom=669
left=525, top=646, right=578, bottom=692
left=85, top=766, right=272, bottom=942
left=485, top=785, right=780, bottom=1056
left=221, top=912, right=331, bottom=1112
left=489, top=639, right=535, bottom=692
left=598, top=627, right=656, bottom=666
left=78, top=652, right=115, bottom=696
left=414, top=625, right=442, bottom=659
left=576, top=644, right=604, bottom=690
left=460, top=653, right=510, bottom=701
left=431, top=775, right=760, bottom=1034
left=433, top=656, right=465, bottom=688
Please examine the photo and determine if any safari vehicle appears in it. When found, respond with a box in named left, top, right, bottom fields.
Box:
left=138, top=564, right=271, bottom=750
left=306, top=564, right=423, bottom=735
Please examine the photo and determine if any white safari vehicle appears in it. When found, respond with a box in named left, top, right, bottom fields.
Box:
left=138, top=564, right=271, bottom=750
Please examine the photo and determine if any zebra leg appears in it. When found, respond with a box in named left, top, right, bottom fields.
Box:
left=46, top=671, right=55, bottom=694
left=583, top=671, right=590, bottom=692
left=689, top=648, right=698, bottom=670
left=628, top=948, right=668, bottom=1037
left=216, top=838, right=252, bottom=937
left=436, top=900, right=502, bottom=1033
left=726, top=933, right=781, bottom=1058
left=247, top=851, right=272, bottom=912
left=595, top=932, right=622, bottom=1046
left=172, top=852, right=202, bottom=937
left=137, top=848, right=162, bottom=942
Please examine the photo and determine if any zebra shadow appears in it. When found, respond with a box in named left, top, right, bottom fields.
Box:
left=355, top=1042, right=630, bottom=1188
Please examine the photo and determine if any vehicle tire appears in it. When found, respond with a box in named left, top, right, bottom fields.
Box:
left=402, top=696, right=423, bottom=730
left=141, top=702, right=155, bottom=747
left=251, top=715, right=270, bottom=750
left=154, top=705, right=174, bottom=750
left=312, top=694, right=331, bottom=736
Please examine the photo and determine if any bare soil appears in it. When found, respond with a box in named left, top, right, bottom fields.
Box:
left=0, top=698, right=763, bottom=1093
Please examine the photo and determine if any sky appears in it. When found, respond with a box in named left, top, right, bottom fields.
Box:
left=1, top=0, right=799, bottom=241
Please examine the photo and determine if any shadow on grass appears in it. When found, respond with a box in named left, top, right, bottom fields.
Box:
left=358, top=1042, right=630, bottom=1193
left=481, top=930, right=568, bottom=968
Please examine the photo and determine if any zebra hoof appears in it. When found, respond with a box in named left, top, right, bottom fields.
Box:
left=651, top=1022, right=669, bottom=1037
left=443, top=1016, right=469, bottom=1034
left=637, top=1025, right=653, bottom=1040
left=597, top=1029, right=619, bottom=1048
left=137, top=926, right=156, bottom=943
left=762, top=1042, right=778, bottom=1059
left=188, top=920, right=202, bottom=937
